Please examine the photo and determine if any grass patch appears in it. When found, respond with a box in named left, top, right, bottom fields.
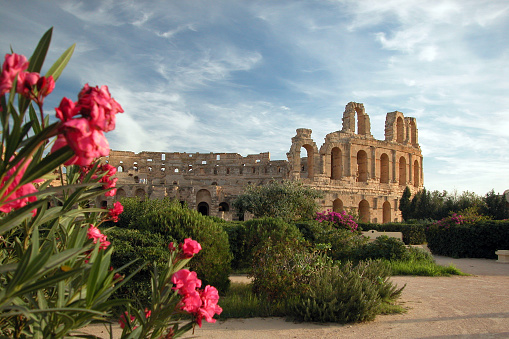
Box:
left=385, top=260, right=467, bottom=276
left=218, top=283, right=284, bottom=319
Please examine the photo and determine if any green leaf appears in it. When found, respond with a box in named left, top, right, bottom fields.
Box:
left=46, top=43, right=76, bottom=82
left=0, top=200, right=46, bottom=235
left=28, top=27, right=53, bottom=74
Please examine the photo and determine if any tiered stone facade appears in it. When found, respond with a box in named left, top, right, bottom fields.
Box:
left=101, top=102, right=423, bottom=223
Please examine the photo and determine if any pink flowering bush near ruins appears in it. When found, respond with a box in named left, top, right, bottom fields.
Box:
left=0, top=28, right=220, bottom=338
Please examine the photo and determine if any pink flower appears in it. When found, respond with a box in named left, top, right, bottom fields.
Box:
left=16, top=71, right=39, bottom=97
left=51, top=118, right=110, bottom=166
left=108, top=201, right=123, bottom=222
left=119, top=312, right=135, bottom=329
left=15, top=72, right=54, bottom=105
left=87, top=224, right=110, bottom=250
left=0, top=53, right=29, bottom=95
left=168, top=242, right=176, bottom=252
left=181, top=290, right=202, bottom=313
left=55, top=97, right=77, bottom=122
left=0, top=157, right=42, bottom=216
left=76, top=84, right=124, bottom=132
left=180, top=238, right=202, bottom=258
left=144, top=308, right=151, bottom=319
left=171, top=269, right=202, bottom=296
left=196, top=285, right=223, bottom=327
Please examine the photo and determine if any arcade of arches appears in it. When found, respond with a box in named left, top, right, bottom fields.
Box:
left=103, top=102, right=422, bottom=223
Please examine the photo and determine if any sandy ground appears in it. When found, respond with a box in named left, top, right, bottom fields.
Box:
left=81, top=256, right=509, bottom=338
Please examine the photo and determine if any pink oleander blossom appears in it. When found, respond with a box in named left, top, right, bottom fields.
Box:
left=315, top=209, right=358, bottom=232
left=196, top=285, right=223, bottom=327
left=108, top=201, right=123, bottom=222
left=180, top=238, right=202, bottom=258
left=51, top=118, right=110, bottom=166
left=119, top=312, right=135, bottom=329
left=0, top=157, right=42, bottom=216
left=87, top=224, right=110, bottom=250
left=171, top=269, right=202, bottom=296
left=76, top=84, right=124, bottom=132
left=0, top=53, right=29, bottom=95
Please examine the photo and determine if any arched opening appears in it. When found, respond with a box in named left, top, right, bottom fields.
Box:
left=396, top=117, right=404, bottom=143
left=413, top=160, right=420, bottom=187
left=100, top=200, right=108, bottom=208
left=399, top=156, right=407, bottom=186
left=300, top=144, right=314, bottom=179
left=196, top=189, right=212, bottom=216
left=117, top=165, right=124, bottom=172
left=331, top=147, right=342, bottom=180
left=355, top=107, right=365, bottom=135
left=134, top=176, right=139, bottom=183
left=357, top=150, right=368, bottom=182
left=383, top=201, right=391, bottom=223
left=135, top=188, right=146, bottom=201
left=197, top=202, right=209, bottom=216
left=116, top=188, right=126, bottom=200
left=333, top=198, right=343, bottom=212
left=380, top=153, right=389, bottom=184
left=359, top=199, right=370, bottom=223
left=219, top=202, right=229, bottom=212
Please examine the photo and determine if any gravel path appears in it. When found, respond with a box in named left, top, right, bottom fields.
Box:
left=83, top=256, right=509, bottom=338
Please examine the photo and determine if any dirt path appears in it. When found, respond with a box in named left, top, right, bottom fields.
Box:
left=83, top=256, right=509, bottom=338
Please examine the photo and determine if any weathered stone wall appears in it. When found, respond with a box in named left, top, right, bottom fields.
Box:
left=102, top=102, right=423, bottom=223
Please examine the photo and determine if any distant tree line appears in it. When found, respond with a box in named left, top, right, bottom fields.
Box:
left=399, top=187, right=509, bottom=221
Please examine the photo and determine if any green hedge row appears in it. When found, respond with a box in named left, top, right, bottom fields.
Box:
left=425, top=220, right=509, bottom=259
left=357, top=222, right=427, bottom=245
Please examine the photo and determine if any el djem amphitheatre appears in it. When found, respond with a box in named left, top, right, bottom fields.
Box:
left=101, top=102, right=423, bottom=223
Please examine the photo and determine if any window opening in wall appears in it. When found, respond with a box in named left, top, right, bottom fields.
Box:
left=188, top=165, right=193, bottom=172
left=256, top=159, right=260, bottom=163
left=147, top=158, right=152, bottom=162
left=161, top=167, right=165, bottom=172
left=396, top=117, right=404, bottom=143
left=148, top=167, right=152, bottom=172
left=333, top=198, right=343, bottom=212
left=383, top=201, right=391, bottom=223
left=399, top=156, right=406, bottom=185
left=252, top=167, right=255, bottom=173
left=202, top=160, right=207, bottom=164
left=219, top=202, right=229, bottom=212
left=120, top=161, right=123, bottom=163
left=197, top=202, right=209, bottom=216
left=162, top=154, right=165, bottom=161
left=359, top=199, right=370, bottom=223
left=226, top=168, right=230, bottom=175
left=117, top=166, right=123, bottom=173
left=174, top=168, right=179, bottom=173
left=331, top=147, right=342, bottom=180
left=300, top=144, right=314, bottom=179
left=100, top=200, right=108, bottom=208
left=134, top=176, right=139, bottom=183
left=211, top=182, right=217, bottom=186
left=189, top=154, right=192, bottom=157
left=356, top=150, right=368, bottom=182
left=380, top=153, right=389, bottom=184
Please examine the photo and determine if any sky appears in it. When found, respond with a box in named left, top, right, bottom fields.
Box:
left=1, top=0, right=508, bottom=195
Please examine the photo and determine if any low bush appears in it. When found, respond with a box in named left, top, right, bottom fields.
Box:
left=284, top=260, right=404, bottom=323
left=357, top=236, right=411, bottom=261
left=358, top=222, right=427, bottom=245
left=425, top=219, right=509, bottom=258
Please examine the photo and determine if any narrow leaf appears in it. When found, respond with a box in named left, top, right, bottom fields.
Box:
left=46, top=43, right=76, bottom=81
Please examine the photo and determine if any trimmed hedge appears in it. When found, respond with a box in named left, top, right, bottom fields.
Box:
left=358, top=222, right=427, bottom=245
left=425, top=220, right=509, bottom=258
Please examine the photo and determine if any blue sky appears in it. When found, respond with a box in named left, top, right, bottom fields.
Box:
left=1, top=0, right=509, bottom=195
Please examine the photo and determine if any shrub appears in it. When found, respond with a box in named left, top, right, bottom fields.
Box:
left=284, top=260, right=404, bottom=323
left=221, top=221, right=250, bottom=271
left=425, top=219, right=509, bottom=258
left=357, top=236, right=411, bottom=261
left=108, top=229, right=173, bottom=305
left=316, top=209, right=358, bottom=231
left=118, top=197, right=232, bottom=293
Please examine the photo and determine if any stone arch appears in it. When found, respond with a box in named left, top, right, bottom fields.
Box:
left=341, top=102, right=371, bottom=136
left=413, top=159, right=420, bottom=187
left=380, top=153, right=389, bottom=184
left=396, top=117, right=404, bottom=143
left=197, top=202, right=209, bottom=216
left=383, top=201, right=391, bottom=223
left=357, top=150, right=368, bottom=182
left=219, top=202, right=229, bottom=212
left=331, top=147, right=342, bottom=180
left=116, top=188, right=126, bottom=200
left=301, top=144, right=314, bottom=179
left=135, top=188, right=146, bottom=201
left=359, top=199, right=370, bottom=223
left=196, top=189, right=212, bottom=216
left=399, top=156, right=407, bottom=186
left=333, top=198, right=343, bottom=212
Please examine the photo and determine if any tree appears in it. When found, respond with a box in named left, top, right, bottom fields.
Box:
left=399, top=186, right=412, bottom=221
left=482, top=189, right=509, bottom=220
left=232, top=180, right=322, bottom=222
